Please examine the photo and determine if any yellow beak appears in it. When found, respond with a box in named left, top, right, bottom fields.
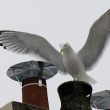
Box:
left=60, top=49, right=63, bottom=54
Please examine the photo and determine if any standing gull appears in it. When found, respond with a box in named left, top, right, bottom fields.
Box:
left=0, top=10, right=110, bottom=84
left=60, top=42, right=97, bottom=84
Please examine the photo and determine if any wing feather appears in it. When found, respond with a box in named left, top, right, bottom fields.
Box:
left=78, top=10, right=110, bottom=70
left=0, top=31, right=66, bottom=73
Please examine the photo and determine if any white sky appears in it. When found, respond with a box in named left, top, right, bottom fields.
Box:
left=0, top=0, right=110, bottom=110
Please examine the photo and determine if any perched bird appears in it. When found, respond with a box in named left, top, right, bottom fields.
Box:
left=60, top=42, right=96, bottom=84
left=0, top=10, right=110, bottom=84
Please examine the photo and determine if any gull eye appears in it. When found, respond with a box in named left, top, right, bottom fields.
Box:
left=64, top=44, right=67, bottom=47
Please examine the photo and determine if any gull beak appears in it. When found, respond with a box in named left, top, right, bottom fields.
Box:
left=59, top=44, right=64, bottom=54
left=60, top=49, right=63, bottom=54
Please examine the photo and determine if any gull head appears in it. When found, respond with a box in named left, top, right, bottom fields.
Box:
left=60, top=42, right=70, bottom=54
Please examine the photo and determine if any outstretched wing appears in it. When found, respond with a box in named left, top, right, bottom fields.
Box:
left=78, top=10, right=110, bottom=70
left=0, top=30, right=66, bottom=73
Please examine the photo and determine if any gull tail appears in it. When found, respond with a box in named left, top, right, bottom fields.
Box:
left=79, top=73, right=97, bottom=85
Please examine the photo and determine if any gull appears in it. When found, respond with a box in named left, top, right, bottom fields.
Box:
left=0, top=10, right=110, bottom=84
left=60, top=42, right=97, bottom=84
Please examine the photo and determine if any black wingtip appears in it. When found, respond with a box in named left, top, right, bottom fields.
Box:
left=3, top=46, right=6, bottom=49
left=0, top=43, right=3, bottom=46
left=0, top=43, right=7, bottom=49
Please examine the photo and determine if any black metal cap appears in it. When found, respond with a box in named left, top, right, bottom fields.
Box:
left=58, top=81, right=92, bottom=110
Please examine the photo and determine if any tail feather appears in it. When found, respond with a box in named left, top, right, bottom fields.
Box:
left=79, top=74, right=97, bottom=85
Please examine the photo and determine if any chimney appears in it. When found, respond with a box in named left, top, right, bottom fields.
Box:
left=22, top=77, right=48, bottom=109
left=58, top=81, right=92, bottom=110
left=6, top=60, right=57, bottom=110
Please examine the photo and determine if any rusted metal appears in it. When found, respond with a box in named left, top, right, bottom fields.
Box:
left=7, top=61, right=58, bottom=110
left=22, top=77, right=49, bottom=110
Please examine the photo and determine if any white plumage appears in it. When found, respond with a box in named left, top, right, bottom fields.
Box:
left=0, top=10, right=110, bottom=84
left=60, top=43, right=96, bottom=84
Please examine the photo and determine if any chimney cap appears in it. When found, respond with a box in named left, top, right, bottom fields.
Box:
left=7, top=60, right=58, bottom=82
left=58, top=81, right=92, bottom=101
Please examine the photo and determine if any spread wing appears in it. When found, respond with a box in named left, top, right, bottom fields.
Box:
left=78, top=10, right=110, bottom=70
left=0, top=31, right=66, bottom=73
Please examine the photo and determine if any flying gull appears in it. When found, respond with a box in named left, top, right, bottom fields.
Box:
left=0, top=10, right=110, bottom=84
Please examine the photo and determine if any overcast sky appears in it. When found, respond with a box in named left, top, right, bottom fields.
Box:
left=0, top=0, right=110, bottom=110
